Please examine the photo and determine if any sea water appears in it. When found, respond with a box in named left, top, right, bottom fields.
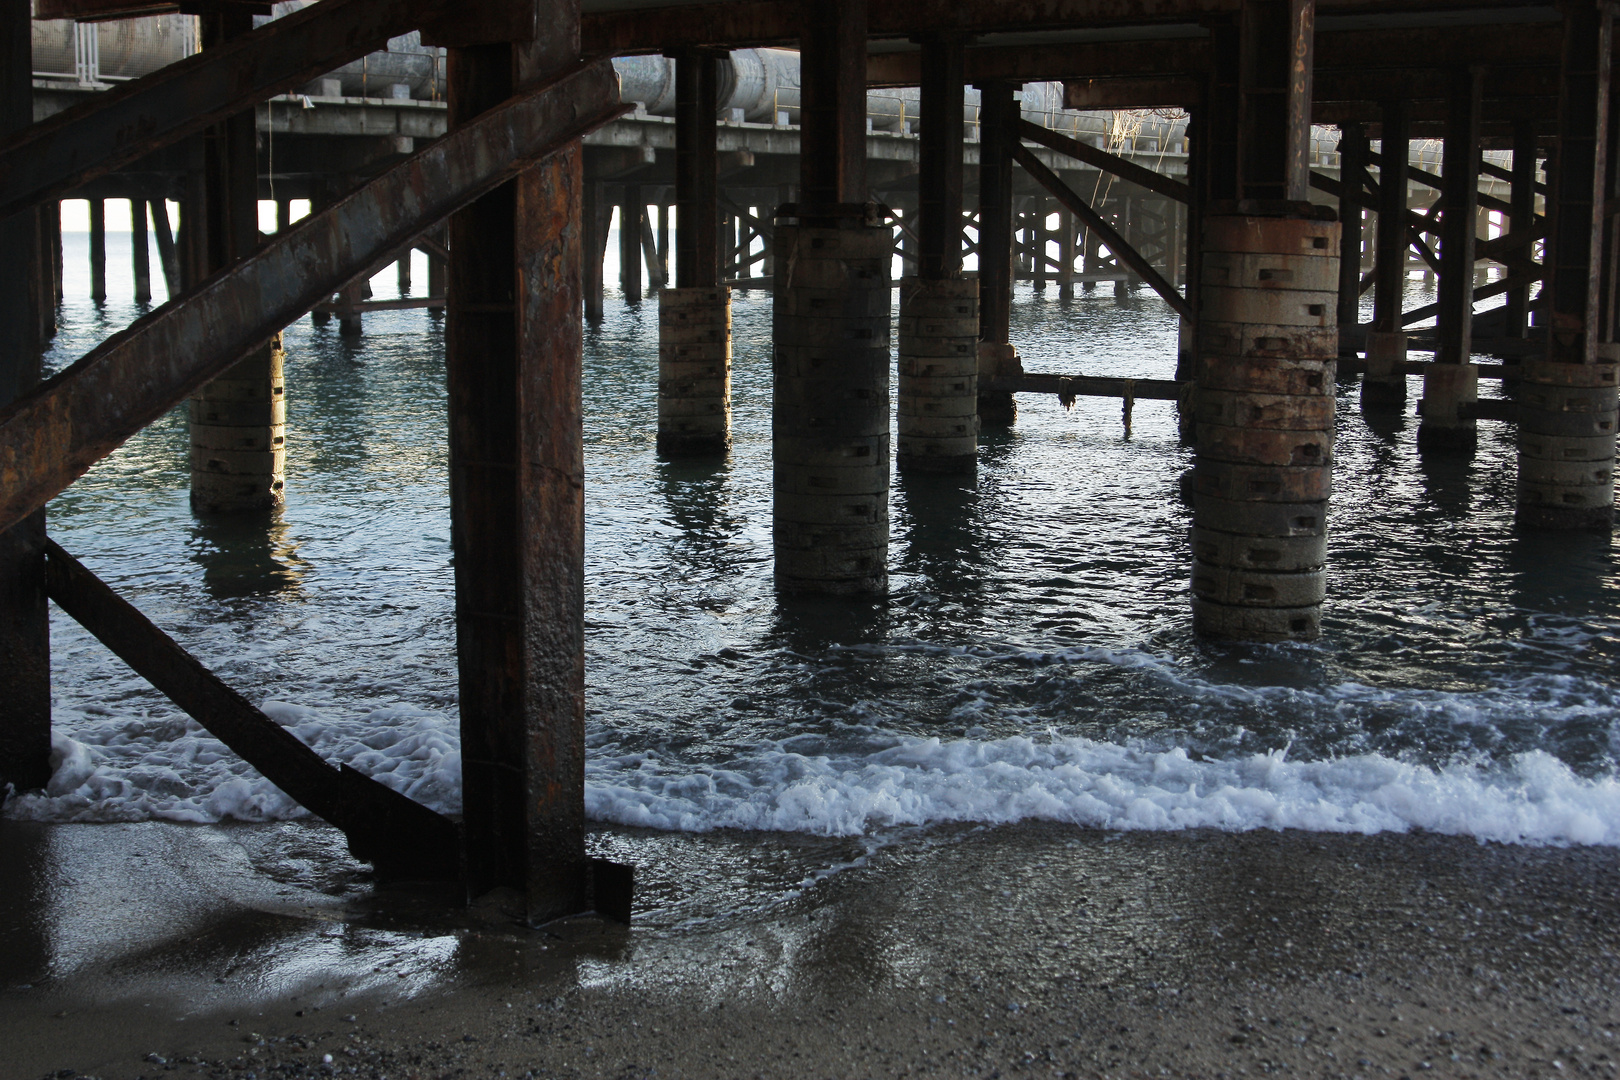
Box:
left=11, top=230, right=1620, bottom=850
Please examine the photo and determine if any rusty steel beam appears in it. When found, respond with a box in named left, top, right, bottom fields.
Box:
left=0, top=60, right=626, bottom=536
left=989, top=372, right=1183, bottom=399
left=43, top=539, right=460, bottom=877
left=1013, top=143, right=1192, bottom=320
left=0, top=0, right=442, bottom=222
left=873, top=38, right=1209, bottom=86
left=37, top=0, right=268, bottom=17
left=1063, top=76, right=1201, bottom=109
left=585, top=0, right=1552, bottom=54
left=1018, top=118, right=1190, bottom=203
left=586, top=0, right=1229, bottom=53
left=877, top=25, right=1566, bottom=92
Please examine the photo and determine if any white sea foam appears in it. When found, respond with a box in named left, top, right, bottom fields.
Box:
left=585, top=737, right=1620, bottom=846
left=11, top=695, right=1620, bottom=847
left=5, top=701, right=461, bottom=825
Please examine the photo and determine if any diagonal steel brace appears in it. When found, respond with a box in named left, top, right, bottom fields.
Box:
left=0, top=0, right=445, bottom=222
left=0, top=59, right=628, bottom=535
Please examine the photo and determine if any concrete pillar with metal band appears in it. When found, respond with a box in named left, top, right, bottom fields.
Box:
left=189, top=339, right=287, bottom=513
left=189, top=11, right=286, bottom=515
left=773, top=0, right=888, bottom=595
left=976, top=78, right=1019, bottom=428
left=1363, top=98, right=1410, bottom=411
left=1192, top=212, right=1339, bottom=641
left=897, top=277, right=978, bottom=472
left=897, top=31, right=975, bottom=475
left=773, top=217, right=891, bottom=594
left=1516, top=355, right=1619, bottom=528
left=1417, top=66, right=1484, bottom=454
left=1518, top=2, right=1616, bottom=531
left=658, top=51, right=731, bottom=457
left=657, top=286, right=731, bottom=455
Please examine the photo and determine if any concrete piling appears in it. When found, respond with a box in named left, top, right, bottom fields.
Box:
left=1516, top=356, right=1619, bottom=529
left=659, top=50, right=728, bottom=457
left=1191, top=212, right=1339, bottom=643
left=1518, top=2, right=1617, bottom=530
left=772, top=219, right=891, bottom=594
left=657, top=286, right=731, bottom=456
left=189, top=337, right=286, bottom=513
left=897, top=277, right=978, bottom=473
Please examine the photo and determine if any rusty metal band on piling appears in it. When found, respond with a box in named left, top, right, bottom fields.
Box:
left=773, top=218, right=891, bottom=594
left=1191, top=210, right=1339, bottom=642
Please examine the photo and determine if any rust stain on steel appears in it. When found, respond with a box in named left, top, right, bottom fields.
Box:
left=0, top=0, right=446, bottom=222
left=0, top=60, right=626, bottom=536
left=1012, top=143, right=1193, bottom=322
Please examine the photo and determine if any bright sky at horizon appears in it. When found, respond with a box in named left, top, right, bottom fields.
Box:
left=58, top=199, right=312, bottom=233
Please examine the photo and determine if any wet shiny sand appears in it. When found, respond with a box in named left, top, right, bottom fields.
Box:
left=5, top=819, right=1618, bottom=1079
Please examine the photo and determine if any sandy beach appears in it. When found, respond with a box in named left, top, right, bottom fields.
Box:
left=4, top=818, right=1618, bottom=1080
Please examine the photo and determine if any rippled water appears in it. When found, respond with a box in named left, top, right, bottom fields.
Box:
left=12, top=230, right=1620, bottom=848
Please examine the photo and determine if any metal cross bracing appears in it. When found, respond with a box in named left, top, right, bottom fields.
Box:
left=0, top=0, right=1614, bottom=918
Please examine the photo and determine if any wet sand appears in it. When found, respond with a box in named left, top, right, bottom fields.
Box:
left=4, top=818, right=1619, bottom=1080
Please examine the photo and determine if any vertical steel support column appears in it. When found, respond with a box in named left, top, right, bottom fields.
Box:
left=1114, top=198, right=1134, bottom=296
left=426, top=224, right=446, bottom=315
left=131, top=197, right=151, bottom=303
left=583, top=180, right=606, bottom=321
left=1191, top=0, right=1338, bottom=642
left=1178, top=101, right=1207, bottom=426
left=655, top=203, right=670, bottom=283
left=149, top=198, right=177, bottom=296
left=33, top=203, right=55, bottom=346
left=1336, top=124, right=1367, bottom=335
left=397, top=255, right=411, bottom=295
left=898, top=32, right=976, bottom=475
left=1033, top=200, right=1049, bottom=291
left=1519, top=2, right=1617, bottom=530
left=1418, top=65, right=1485, bottom=454
left=976, top=79, right=1018, bottom=426
left=88, top=198, right=106, bottom=303
left=0, top=0, right=49, bottom=798
left=189, top=13, right=285, bottom=514
left=660, top=51, right=730, bottom=456
left=1058, top=209, right=1076, bottom=299
left=446, top=2, right=600, bottom=922
left=1504, top=119, right=1538, bottom=338
left=640, top=211, right=660, bottom=290
left=619, top=183, right=643, bottom=303
left=1365, top=98, right=1410, bottom=410
left=773, top=0, right=890, bottom=594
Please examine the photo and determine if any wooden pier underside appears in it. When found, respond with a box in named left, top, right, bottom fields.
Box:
left=0, top=0, right=1611, bottom=917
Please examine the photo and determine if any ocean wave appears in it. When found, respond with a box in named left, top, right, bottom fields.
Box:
left=9, top=700, right=1620, bottom=847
